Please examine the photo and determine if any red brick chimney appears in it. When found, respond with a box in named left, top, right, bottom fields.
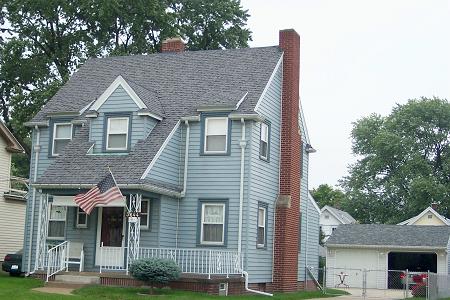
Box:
left=161, top=37, right=185, bottom=53
left=273, top=29, right=302, bottom=292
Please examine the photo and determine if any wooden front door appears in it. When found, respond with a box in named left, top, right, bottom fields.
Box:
left=95, top=207, right=125, bottom=268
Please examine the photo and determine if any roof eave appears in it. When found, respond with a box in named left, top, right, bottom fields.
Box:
left=326, top=244, right=448, bottom=251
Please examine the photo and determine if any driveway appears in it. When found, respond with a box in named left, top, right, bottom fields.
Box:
left=318, top=288, right=409, bottom=300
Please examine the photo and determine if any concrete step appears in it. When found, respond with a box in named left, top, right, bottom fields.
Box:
left=54, top=274, right=100, bottom=285
left=45, top=281, right=87, bottom=289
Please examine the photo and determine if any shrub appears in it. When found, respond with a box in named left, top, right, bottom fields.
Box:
left=129, top=258, right=181, bottom=294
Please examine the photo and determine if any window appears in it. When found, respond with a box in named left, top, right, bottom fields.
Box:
left=201, top=203, right=226, bottom=245
left=259, top=122, right=270, bottom=160
left=204, top=117, right=228, bottom=153
left=257, top=204, right=268, bottom=248
left=52, top=123, right=72, bottom=156
left=428, top=214, right=433, bottom=219
left=106, top=117, right=129, bottom=151
left=140, top=199, right=150, bottom=229
left=76, top=207, right=88, bottom=228
left=324, top=214, right=329, bottom=219
left=48, top=205, right=67, bottom=239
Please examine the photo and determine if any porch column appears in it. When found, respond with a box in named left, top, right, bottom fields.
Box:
left=35, top=193, right=49, bottom=270
left=126, top=193, right=141, bottom=272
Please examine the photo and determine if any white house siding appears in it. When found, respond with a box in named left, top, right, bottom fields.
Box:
left=320, top=211, right=341, bottom=241
left=0, top=135, right=26, bottom=259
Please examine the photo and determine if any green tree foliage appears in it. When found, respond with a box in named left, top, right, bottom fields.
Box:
left=129, top=258, right=181, bottom=294
left=0, top=0, right=251, bottom=176
left=341, top=97, right=450, bottom=224
left=310, top=184, right=348, bottom=209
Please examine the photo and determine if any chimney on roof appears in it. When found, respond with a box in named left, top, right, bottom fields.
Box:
left=273, top=29, right=302, bottom=292
left=431, top=203, right=438, bottom=210
left=161, top=37, right=185, bottom=53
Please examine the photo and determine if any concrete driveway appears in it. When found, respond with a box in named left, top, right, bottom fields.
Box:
left=317, top=288, right=410, bottom=299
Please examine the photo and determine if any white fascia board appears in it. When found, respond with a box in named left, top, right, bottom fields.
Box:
left=140, top=120, right=181, bottom=179
left=322, top=206, right=346, bottom=224
left=326, top=244, right=447, bottom=251
left=308, top=192, right=321, bottom=214
left=409, top=207, right=450, bottom=226
left=254, top=54, right=283, bottom=113
left=235, top=91, right=248, bottom=110
left=136, top=111, right=163, bottom=121
left=90, top=75, right=147, bottom=111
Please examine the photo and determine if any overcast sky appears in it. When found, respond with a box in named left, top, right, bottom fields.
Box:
left=241, top=0, right=450, bottom=189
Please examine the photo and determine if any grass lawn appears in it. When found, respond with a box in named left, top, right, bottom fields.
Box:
left=0, top=271, right=347, bottom=300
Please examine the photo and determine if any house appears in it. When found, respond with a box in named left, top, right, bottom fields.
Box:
left=320, top=205, right=356, bottom=241
left=325, top=224, right=450, bottom=289
left=21, top=29, right=317, bottom=294
left=398, top=205, right=450, bottom=226
left=0, top=121, right=26, bottom=259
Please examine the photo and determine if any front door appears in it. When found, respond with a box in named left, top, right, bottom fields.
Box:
left=96, top=207, right=126, bottom=268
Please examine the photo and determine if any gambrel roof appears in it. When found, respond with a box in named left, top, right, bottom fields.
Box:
left=32, top=46, right=283, bottom=188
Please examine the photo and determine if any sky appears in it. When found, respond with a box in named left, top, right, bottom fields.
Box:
left=241, top=0, right=450, bottom=189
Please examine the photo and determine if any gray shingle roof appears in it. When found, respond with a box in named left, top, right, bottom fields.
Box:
left=323, top=205, right=356, bottom=224
left=35, top=46, right=283, bottom=188
left=326, top=224, right=450, bottom=248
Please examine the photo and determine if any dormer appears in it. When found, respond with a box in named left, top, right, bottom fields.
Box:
left=85, top=76, right=164, bottom=154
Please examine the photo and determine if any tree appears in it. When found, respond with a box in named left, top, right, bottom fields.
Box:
left=0, top=0, right=251, bottom=175
left=310, top=184, right=348, bottom=209
left=341, top=97, right=450, bottom=224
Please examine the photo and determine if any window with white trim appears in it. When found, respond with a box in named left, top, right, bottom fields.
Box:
left=204, top=117, right=228, bottom=153
left=76, top=207, right=88, bottom=228
left=52, top=123, right=72, bottom=156
left=260, top=122, right=269, bottom=160
left=106, top=117, right=129, bottom=151
left=48, top=205, right=67, bottom=239
left=201, top=203, right=225, bottom=245
left=257, top=205, right=267, bottom=247
left=140, top=199, right=150, bottom=229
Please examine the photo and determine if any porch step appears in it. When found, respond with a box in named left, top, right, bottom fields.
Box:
left=54, top=274, right=100, bottom=285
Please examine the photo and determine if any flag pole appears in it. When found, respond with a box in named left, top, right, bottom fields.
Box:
left=108, top=166, right=129, bottom=212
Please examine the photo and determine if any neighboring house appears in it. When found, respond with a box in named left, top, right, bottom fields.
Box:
left=22, top=29, right=315, bottom=293
left=326, top=224, right=450, bottom=289
left=398, top=205, right=450, bottom=226
left=0, top=121, right=26, bottom=259
left=320, top=205, right=356, bottom=241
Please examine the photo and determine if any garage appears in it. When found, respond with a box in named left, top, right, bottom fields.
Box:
left=326, top=224, right=450, bottom=289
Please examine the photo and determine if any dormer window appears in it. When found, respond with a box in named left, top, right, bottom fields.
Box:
left=204, top=117, right=228, bottom=154
left=52, top=123, right=72, bottom=156
left=106, top=116, right=130, bottom=151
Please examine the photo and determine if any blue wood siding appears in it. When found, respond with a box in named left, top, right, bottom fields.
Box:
left=89, top=86, right=157, bottom=153
left=158, top=196, right=179, bottom=248
left=298, top=111, right=320, bottom=281
left=139, top=198, right=160, bottom=248
left=146, top=125, right=183, bottom=188
left=245, top=63, right=282, bottom=283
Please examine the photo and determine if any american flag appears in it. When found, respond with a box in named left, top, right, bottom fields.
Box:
left=74, top=171, right=123, bottom=215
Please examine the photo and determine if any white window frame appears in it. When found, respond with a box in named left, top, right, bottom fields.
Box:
left=257, top=206, right=267, bottom=248
left=204, top=117, right=228, bottom=154
left=47, top=205, right=67, bottom=240
left=76, top=207, right=88, bottom=228
left=260, top=122, right=269, bottom=160
left=140, top=199, right=150, bottom=229
left=106, top=117, right=129, bottom=151
left=200, top=203, right=226, bottom=245
left=52, top=123, right=73, bottom=156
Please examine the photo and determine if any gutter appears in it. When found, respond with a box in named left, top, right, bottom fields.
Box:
left=326, top=244, right=447, bottom=250
left=238, top=118, right=247, bottom=255
left=33, top=183, right=182, bottom=198
left=26, top=126, right=40, bottom=275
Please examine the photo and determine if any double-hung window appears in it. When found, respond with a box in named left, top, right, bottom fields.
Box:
left=204, top=117, right=228, bottom=154
left=140, top=199, right=150, bottom=229
left=76, top=207, right=88, bottom=228
left=257, top=203, right=267, bottom=248
left=259, top=122, right=270, bottom=160
left=201, top=203, right=226, bottom=245
left=52, top=123, right=72, bottom=156
left=48, top=205, right=67, bottom=239
left=106, top=117, right=129, bottom=151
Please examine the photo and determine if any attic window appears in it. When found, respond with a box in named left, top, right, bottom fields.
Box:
left=106, top=117, right=129, bottom=151
left=52, top=123, right=72, bottom=156
left=428, top=214, right=433, bottom=219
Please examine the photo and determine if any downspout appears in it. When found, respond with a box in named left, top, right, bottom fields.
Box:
left=238, top=118, right=246, bottom=255
left=177, top=120, right=190, bottom=248
left=243, top=271, right=273, bottom=296
left=26, top=126, right=40, bottom=275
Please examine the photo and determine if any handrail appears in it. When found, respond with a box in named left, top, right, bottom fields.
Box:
left=46, top=241, right=68, bottom=282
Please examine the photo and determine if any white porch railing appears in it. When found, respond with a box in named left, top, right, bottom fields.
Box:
left=46, top=241, right=68, bottom=282
left=99, top=243, right=128, bottom=273
left=138, top=248, right=243, bottom=279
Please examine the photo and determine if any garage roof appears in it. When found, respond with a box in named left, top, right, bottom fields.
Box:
left=326, top=224, right=450, bottom=249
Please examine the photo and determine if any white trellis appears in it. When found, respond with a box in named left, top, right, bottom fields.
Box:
left=126, top=193, right=141, bottom=272
left=35, top=194, right=49, bottom=270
